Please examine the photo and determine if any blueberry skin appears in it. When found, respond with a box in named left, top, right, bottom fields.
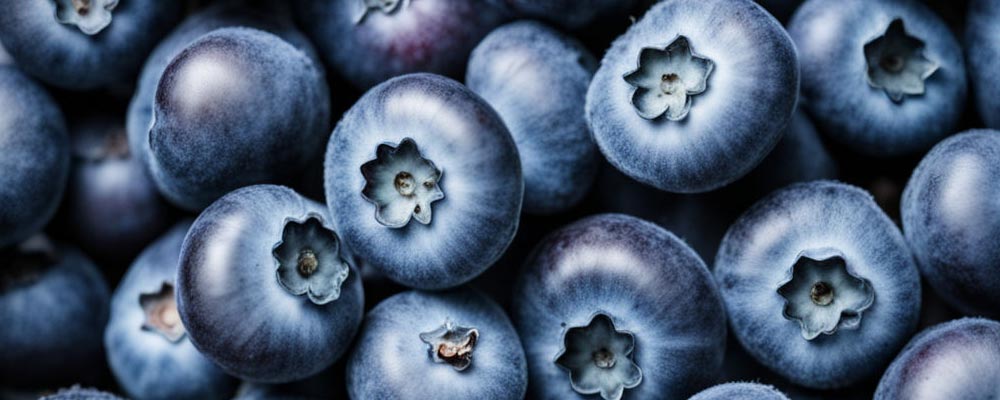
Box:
left=689, top=382, right=790, bottom=400
left=126, top=0, right=321, bottom=171
left=347, top=289, right=528, bottom=399
left=0, top=0, right=181, bottom=90
left=0, top=244, right=109, bottom=388
left=64, top=116, right=172, bottom=268
left=967, top=0, right=1000, bottom=130
left=586, top=0, right=798, bottom=193
left=714, top=181, right=921, bottom=389
left=105, top=221, right=237, bottom=400
left=0, top=67, right=69, bottom=249
left=177, top=185, right=364, bottom=383
left=513, top=214, right=727, bottom=399
left=324, top=73, right=522, bottom=290
left=0, top=42, right=11, bottom=65
left=788, top=0, right=967, bottom=156
left=148, top=27, right=330, bottom=211
left=467, top=21, right=598, bottom=215
left=901, top=130, right=1000, bottom=318
left=502, top=0, right=637, bottom=30
left=40, top=386, right=123, bottom=400
left=295, top=0, right=508, bottom=90
left=874, top=318, right=1000, bottom=399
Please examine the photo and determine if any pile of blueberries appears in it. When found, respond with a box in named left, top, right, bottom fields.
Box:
left=2, top=0, right=999, bottom=399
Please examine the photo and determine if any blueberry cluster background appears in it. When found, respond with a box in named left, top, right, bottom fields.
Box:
left=1, top=0, right=999, bottom=399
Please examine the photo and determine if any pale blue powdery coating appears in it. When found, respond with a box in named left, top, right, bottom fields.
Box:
left=0, top=246, right=109, bottom=387
left=966, top=0, right=1000, bottom=130
left=347, top=289, right=527, bottom=399
left=148, top=27, right=330, bottom=211
left=105, top=221, right=237, bottom=400
left=514, top=214, right=727, bottom=399
left=715, top=181, right=921, bottom=389
left=0, top=0, right=181, bottom=89
left=789, top=0, right=967, bottom=156
left=875, top=318, right=1000, bottom=399
left=0, top=67, right=69, bottom=249
left=587, top=0, right=798, bottom=193
left=901, top=130, right=1000, bottom=318
left=467, top=20, right=598, bottom=215
left=324, top=73, right=522, bottom=290
left=177, top=185, right=364, bottom=383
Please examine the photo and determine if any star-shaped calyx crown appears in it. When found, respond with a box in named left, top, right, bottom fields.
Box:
left=623, top=35, right=714, bottom=121
left=55, top=0, right=119, bottom=35
left=273, top=216, right=350, bottom=305
left=360, top=137, right=444, bottom=228
left=139, top=282, right=186, bottom=342
left=777, top=249, right=875, bottom=340
left=555, top=313, right=642, bottom=400
left=863, top=18, right=939, bottom=103
left=419, top=319, right=479, bottom=371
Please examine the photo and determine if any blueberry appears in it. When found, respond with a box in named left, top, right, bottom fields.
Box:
left=788, top=0, right=967, bottom=156
left=146, top=27, right=330, bottom=210
left=347, top=289, right=527, bottom=399
left=874, top=318, right=1000, bottom=399
left=40, top=386, right=123, bottom=400
left=586, top=0, right=798, bottom=193
left=0, top=0, right=181, bottom=90
left=513, top=214, right=727, bottom=399
left=0, top=67, right=70, bottom=249
left=127, top=0, right=322, bottom=171
left=324, top=73, right=522, bottom=289
left=294, top=0, right=509, bottom=90
left=467, top=21, right=599, bottom=215
left=714, top=181, right=921, bottom=388
left=62, top=116, right=173, bottom=268
left=901, top=130, right=1000, bottom=318
left=966, top=0, right=1000, bottom=130
left=503, top=0, right=638, bottom=30
left=689, top=382, right=790, bottom=400
left=176, top=185, right=364, bottom=383
left=105, top=221, right=236, bottom=400
left=0, top=238, right=109, bottom=388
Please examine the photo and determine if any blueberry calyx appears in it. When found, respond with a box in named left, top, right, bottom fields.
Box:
left=777, top=248, right=876, bottom=340
left=863, top=18, right=939, bottom=103
left=139, top=282, right=186, bottom=342
left=274, top=216, right=351, bottom=305
left=555, top=313, right=642, bottom=400
left=53, top=0, right=119, bottom=35
left=419, top=319, right=479, bottom=371
left=356, top=0, right=408, bottom=24
left=360, top=138, right=445, bottom=228
left=623, top=35, right=714, bottom=121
